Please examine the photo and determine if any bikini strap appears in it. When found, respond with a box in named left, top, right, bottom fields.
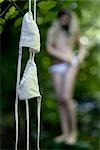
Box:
left=29, top=1, right=41, bottom=150
left=37, top=97, right=42, bottom=150
left=15, top=47, right=22, bottom=150
left=29, top=0, right=36, bottom=22
left=34, top=0, right=36, bottom=22
left=29, top=0, right=31, bottom=13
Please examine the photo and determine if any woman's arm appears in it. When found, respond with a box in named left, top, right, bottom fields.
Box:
left=75, top=36, right=87, bottom=64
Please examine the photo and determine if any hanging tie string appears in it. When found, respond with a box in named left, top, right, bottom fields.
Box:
left=31, top=1, right=42, bottom=150
left=29, top=1, right=38, bottom=150
left=25, top=100, right=30, bottom=150
left=29, top=0, right=32, bottom=13
left=15, top=1, right=41, bottom=150
left=15, top=47, right=22, bottom=150
left=29, top=0, right=36, bottom=22
left=37, top=97, right=41, bottom=150
left=29, top=1, right=41, bottom=150
left=34, top=0, right=36, bottom=22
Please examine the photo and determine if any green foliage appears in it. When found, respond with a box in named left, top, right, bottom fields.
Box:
left=9, top=10, right=19, bottom=19
left=5, top=6, right=16, bottom=20
left=44, top=11, right=57, bottom=23
left=0, top=18, right=5, bottom=25
left=61, top=0, right=74, bottom=8
left=14, top=17, right=23, bottom=27
left=0, top=0, right=100, bottom=149
left=0, top=25, right=3, bottom=33
left=38, top=1, right=57, bottom=10
left=22, top=1, right=28, bottom=10
left=0, top=18, right=5, bottom=33
left=37, top=17, right=43, bottom=25
left=0, top=0, right=4, bottom=3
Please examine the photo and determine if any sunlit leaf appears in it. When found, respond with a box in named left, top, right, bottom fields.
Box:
left=0, top=18, right=5, bottom=25
left=37, top=17, right=43, bottom=25
left=5, top=6, right=16, bottom=20
left=22, top=2, right=28, bottom=10
left=9, top=10, right=19, bottom=19
left=0, top=25, right=3, bottom=33
left=44, top=11, right=57, bottom=23
left=0, top=0, right=4, bottom=3
left=5, top=12, right=10, bottom=20
left=61, top=1, right=74, bottom=8
left=14, top=17, right=23, bottom=27
left=38, top=1, right=57, bottom=10
left=9, top=6, right=15, bottom=14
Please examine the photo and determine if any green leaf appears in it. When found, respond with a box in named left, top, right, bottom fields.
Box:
left=61, top=1, right=74, bottom=8
left=0, top=0, right=4, bottom=3
left=0, top=18, right=5, bottom=25
left=44, top=11, right=57, bottom=23
left=22, top=2, right=28, bottom=10
left=9, top=10, right=19, bottom=19
left=37, top=17, right=43, bottom=25
left=9, top=6, right=15, bottom=14
left=5, top=6, right=15, bottom=20
left=0, top=25, right=3, bottom=33
left=5, top=12, right=10, bottom=20
left=38, top=1, right=57, bottom=10
left=14, top=17, right=23, bottom=27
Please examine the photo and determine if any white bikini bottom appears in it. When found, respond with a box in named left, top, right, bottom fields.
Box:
left=48, top=62, right=69, bottom=75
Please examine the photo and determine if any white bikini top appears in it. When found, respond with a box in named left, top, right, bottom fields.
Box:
left=15, top=0, right=42, bottom=150
left=19, top=11, right=40, bottom=53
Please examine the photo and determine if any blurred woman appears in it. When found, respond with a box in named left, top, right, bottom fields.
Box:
left=46, top=9, right=86, bottom=145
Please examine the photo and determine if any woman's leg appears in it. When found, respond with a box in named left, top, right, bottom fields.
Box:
left=51, top=73, right=69, bottom=142
left=62, top=65, right=78, bottom=144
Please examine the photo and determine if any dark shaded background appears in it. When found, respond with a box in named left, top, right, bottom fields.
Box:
left=0, top=0, right=100, bottom=150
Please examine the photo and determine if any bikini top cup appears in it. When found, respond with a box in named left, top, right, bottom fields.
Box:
left=19, top=11, right=40, bottom=53
left=18, top=58, right=41, bottom=100
left=18, top=11, right=41, bottom=100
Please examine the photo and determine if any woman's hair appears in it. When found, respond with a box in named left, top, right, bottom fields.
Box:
left=57, top=9, right=72, bottom=20
left=57, top=9, right=72, bottom=34
left=51, top=9, right=79, bottom=37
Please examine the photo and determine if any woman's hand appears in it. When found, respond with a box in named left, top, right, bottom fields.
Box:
left=76, top=36, right=88, bottom=64
left=78, top=46, right=87, bottom=64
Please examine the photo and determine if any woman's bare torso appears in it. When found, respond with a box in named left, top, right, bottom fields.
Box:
left=52, top=29, right=75, bottom=64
